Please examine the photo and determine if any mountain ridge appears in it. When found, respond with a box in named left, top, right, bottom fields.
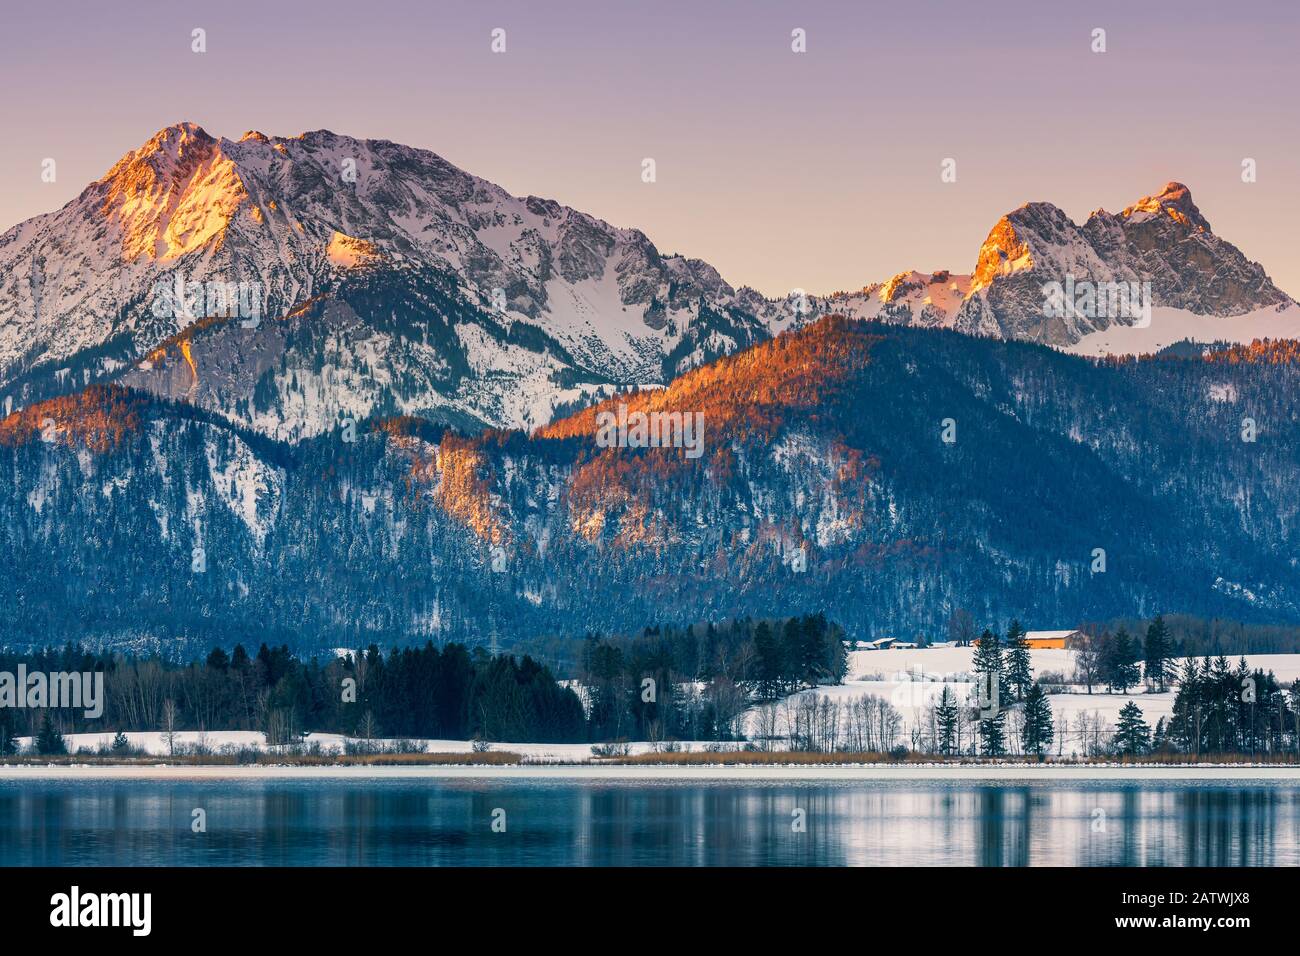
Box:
left=1, top=123, right=1295, bottom=442
left=0, top=122, right=786, bottom=436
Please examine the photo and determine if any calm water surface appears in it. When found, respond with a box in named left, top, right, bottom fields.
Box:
left=0, top=779, right=1296, bottom=866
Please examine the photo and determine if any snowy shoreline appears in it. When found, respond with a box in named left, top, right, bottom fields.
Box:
left=3, top=763, right=1300, bottom=781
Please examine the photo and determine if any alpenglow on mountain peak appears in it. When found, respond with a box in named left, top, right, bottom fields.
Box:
left=1120, top=181, right=1212, bottom=232
left=0, top=121, right=785, bottom=438
left=0, top=122, right=1293, bottom=440
left=822, top=179, right=1292, bottom=347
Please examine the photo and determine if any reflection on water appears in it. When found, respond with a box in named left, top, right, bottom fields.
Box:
left=0, top=780, right=1296, bottom=866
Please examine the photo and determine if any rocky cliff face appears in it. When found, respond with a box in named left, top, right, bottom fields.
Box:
left=818, top=183, right=1293, bottom=346
left=955, top=183, right=1293, bottom=344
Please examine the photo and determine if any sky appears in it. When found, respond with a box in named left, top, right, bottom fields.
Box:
left=1, top=0, right=1298, bottom=298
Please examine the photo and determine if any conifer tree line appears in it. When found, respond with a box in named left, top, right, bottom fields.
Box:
left=575, top=614, right=848, bottom=742
left=1092, top=613, right=1300, bottom=658
left=1161, top=656, right=1298, bottom=757
left=0, top=613, right=847, bottom=752
left=951, top=615, right=1300, bottom=759
left=1055, top=656, right=1300, bottom=760
left=7, top=613, right=1299, bottom=761
left=1069, top=618, right=1168, bottom=694
left=962, top=621, right=1055, bottom=759
left=0, top=641, right=586, bottom=750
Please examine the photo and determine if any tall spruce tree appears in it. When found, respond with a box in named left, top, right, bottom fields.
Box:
left=753, top=621, right=781, bottom=700
left=973, top=628, right=1007, bottom=756
left=1004, top=620, right=1033, bottom=702
left=1169, top=658, right=1203, bottom=754
left=1144, top=616, right=1171, bottom=691
left=936, top=685, right=959, bottom=756
left=35, top=713, right=66, bottom=755
left=1115, top=701, right=1150, bottom=755
left=1020, top=683, right=1054, bottom=759
left=979, top=708, right=1007, bottom=757
left=1108, top=629, right=1141, bottom=693
left=972, top=629, right=1004, bottom=704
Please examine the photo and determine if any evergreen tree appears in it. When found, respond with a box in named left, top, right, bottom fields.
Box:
left=753, top=621, right=783, bottom=699
left=1020, top=683, right=1054, bottom=759
left=1168, top=657, right=1198, bottom=752
left=786, top=616, right=824, bottom=687
left=1143, top=616, right=1171, bottom=691
left=111, top=730, right=131, bottom=753
left=1204, top=656, right=1235, bottom=752
left=35, top=713, right=66, bottom=755
left=972, top=629, right=1004, bottom=707
left=972, top=628, right=1007, bottom=756
left=1115, top=701, right=1150, bottom=755
left=979, top=708, right=1006, bottom=757
left=1107, top=629, right=1141, bottom=693
left=1003, top=620, right=1033, bottom=702
left=1151, top=716, right=1167, bottom=752
left=935, top=685, right=959, bottom=756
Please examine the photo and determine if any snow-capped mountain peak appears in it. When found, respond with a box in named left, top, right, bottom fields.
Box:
left=0, top=122, right=780, bottom=437
left=819, top=182, right=1293, bottom=348
left=100, top=123, right=247, bottom=264
left=1, top=125, right=1294, bottom=439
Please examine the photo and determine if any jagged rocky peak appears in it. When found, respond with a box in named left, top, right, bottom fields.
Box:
left=879, top=271, right=927, bottom=302
left=1119, top=181, right=1211, bottom=232
left=817, top=181, right=1293, bottom=347
left=110, top=122, right=219, bottom=173
left=955, top=182, right=1292, bottom=342
left=96, top=123, right=249, bottom=264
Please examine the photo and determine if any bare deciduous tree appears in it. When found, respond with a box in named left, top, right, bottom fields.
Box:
left=947, top=609, right=977, bottom=648
left=161, top=698, right=177, bottom=756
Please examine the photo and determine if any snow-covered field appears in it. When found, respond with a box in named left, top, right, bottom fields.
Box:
left=11, top=646, right=1299, bottom=766
left=10, top=729, right=741, bottom=763
left=750, top=646, right=1300, bottom=756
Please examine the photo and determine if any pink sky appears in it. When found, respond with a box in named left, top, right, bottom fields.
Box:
left=1, top=0, right=1297, bottom=298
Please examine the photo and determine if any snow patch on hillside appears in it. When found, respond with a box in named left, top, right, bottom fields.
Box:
left=204, top=434, right=284, bottom=546
left=1067, top=304, right=1300, bottom=357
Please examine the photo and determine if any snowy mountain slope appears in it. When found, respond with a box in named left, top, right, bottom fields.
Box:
left=0, top=122, right=1292, bottom=441
left=116, top=262, right=621, bottom=439
left=811, top=270, right=975, bottom=330
left=1067, top=304, right=1300, bottom=358
left=0, top=123, right=785, bottom=434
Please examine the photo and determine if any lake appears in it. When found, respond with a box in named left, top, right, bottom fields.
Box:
left=1, top=778, right=1297, bottom=866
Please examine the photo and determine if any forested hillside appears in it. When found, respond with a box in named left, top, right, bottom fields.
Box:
left=2, top=316, right=1298, bottom=655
